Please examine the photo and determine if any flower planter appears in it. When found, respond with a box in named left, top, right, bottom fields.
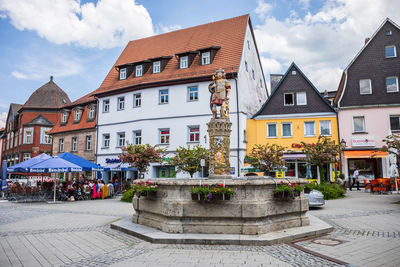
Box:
left=136, top=191, right=157, bottom=199
left=191, top=193, right=231, bottom=202
left=273, top=190, right=300, bottom=200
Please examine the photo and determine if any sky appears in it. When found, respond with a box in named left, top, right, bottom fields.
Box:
left=0, top=0, right=399, bottom=128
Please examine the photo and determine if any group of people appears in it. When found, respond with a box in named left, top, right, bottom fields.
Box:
left=63, top=176, right=117, bottom=201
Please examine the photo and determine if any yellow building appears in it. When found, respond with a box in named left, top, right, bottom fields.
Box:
left=246, top=63, right=339, bottom=180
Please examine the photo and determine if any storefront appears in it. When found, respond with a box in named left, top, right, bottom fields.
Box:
left=343, top=150, right=388, bottom=180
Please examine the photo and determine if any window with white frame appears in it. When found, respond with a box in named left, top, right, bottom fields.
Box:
left=86, top=135, right=92, bottom=150
left=59, top=138, right=64, bottom=152
left=40, top=127, right=52, bottom=144
left=159, top=128, right=170, bottom=144
left=296, top=92, right=307, bottom=105
left=304, top=121, right=315, bottom=137
left=267, top=123, right=277, bottom=138
left=133, top=130, right=142, bottom=145
left=319, top=120, right=332, bottom=136
left=117, top=97, right=125, bottom=110
left=359, top=79, right=372, bottom=94
left=136, top=65, right=143, bottom=77
left=159, top=89, right=169, bottom=104
left=19, top=128, right=22, bottom=145
left=103, top=134, right=110, bottom=148
left=133, top=93, right=141, bottom=107
left=282, top=123, right=292, bottom=137
left=117, top=132, right=125, bottom=147
left=386, top=77, right=399, bottom=93
left=103, top=99, right=110, bottom=113
left=24, top=127, right=33, bottom=144
left=386, top=30, right=392, bottom=36
left=390, top=115, right=400, bottom=131
left=88, top=106, right=95, bottom=119
left=188, top=86, right=198, bottom=101
left=23, top=153, right=31, bottom=161
left=120, top=68, right=126, bottom=80
left=10, top=132, right=14, bottom=148
left=385, top=45, right=396, bottom=58
left=74, top=109, right=81, bottom=121
left=153, top=61, right=160, bottom=73
left=188, top=126, right=200, bottom=142
left=353, top=116, right=366, bottom=133
left=62, top=112, right=68, bottom=123
left=180, top=56, right=188, bottom=69
left=72, top=137, right=77, bottom=151
left=201, top=52, right=210, bottom=65
left=284, top=93, right=294, bottom=106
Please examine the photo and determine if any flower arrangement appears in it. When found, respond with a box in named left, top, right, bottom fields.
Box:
left=190, top=184, right=236, bottom=202
left=131, top=180, right=158, bottom=198
left=304, top=182, right=315, bottom=193
left=274, top=181, right=304, bottom=199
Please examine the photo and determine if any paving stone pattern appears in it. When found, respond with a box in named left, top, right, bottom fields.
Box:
left=1, top=191, right=400, bottom=266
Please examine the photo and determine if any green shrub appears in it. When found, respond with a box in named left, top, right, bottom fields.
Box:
left=120, top=189, right=134, bottom=202
left=316, top=183, right=346, bottom=200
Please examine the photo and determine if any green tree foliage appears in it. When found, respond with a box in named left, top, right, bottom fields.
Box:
left=246, top=143, right=285, bottom=176
left=119, top=144, right=166, bottom=178
left=301, top=136, right=343, bottom=182
left=170, top=145, right=209, bottom=178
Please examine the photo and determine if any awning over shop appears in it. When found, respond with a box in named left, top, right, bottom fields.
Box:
left=282, top=154, right=307, bottom=160
left=103, top=163, right=137, bottom=171
left=344, top=150, right=388, bottom=159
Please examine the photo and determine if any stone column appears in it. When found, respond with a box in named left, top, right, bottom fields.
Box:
left=207, top=118, right=232, bottom=178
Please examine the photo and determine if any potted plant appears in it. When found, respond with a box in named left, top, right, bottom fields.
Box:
left=131, top=180, right=158, bottom=198
left=190, top=184, right=236, bottom=202
left=274, top=181, right=304, bottom=200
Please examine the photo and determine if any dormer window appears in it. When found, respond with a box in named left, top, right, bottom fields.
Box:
left=153, top=61, right=160, bottom=73
left=74, top=109, right=81, bottom=121
left=61, top=112, right=68, bottom=123
left=120, top=68, right=126, bottom=80
left=88, top=106, right=95, bottom=119
left=136, top=65, right=143, bottom=77
left=180, top=56, right=188, bottom=69
left=201, top=52, right=210, bottom=65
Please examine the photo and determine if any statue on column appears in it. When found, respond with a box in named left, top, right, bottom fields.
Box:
left=209, top=69, right=231, bottom=119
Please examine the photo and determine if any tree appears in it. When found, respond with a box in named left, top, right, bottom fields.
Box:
left=381, top=134, right=400, bottom=161
left=119, top=144, right=166, bottom=178
left=301, top=136, right=343, bottom=183
left=170, top=145, right=209, bottom=178
left=246, top=143, right=285, bottom=176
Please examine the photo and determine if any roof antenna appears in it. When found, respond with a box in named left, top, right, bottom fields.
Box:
left=50, top=75, right=53, bottom=82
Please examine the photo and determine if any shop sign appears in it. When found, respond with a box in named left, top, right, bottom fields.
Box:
left=275, top=171, right=284, bottom=178
left=230, top=167, right=235, bottom=175
left=106, top=158, right=120, bottom=164
left=351, top=136, right=375, bottom=147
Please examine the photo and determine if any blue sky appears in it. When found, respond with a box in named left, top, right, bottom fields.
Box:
left=0, top=0, right=399, bottom=127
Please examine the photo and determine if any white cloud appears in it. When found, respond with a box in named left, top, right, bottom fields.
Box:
left=0, top=0, right=154, bottom=49
left=156, top=24, right=182, bottom=34
left=11, top=54, right=84, bottom=81
left=0, top=112, right=7, bottom=128
left=255, top=0, right=272, bottom=19
left=254, top=0, right=400, bottom=92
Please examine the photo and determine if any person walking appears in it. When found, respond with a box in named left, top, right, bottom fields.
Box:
left=350, top=168, right=360, bottom=191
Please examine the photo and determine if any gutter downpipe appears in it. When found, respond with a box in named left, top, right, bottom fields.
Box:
left=94, top=96, right=100, bottom=179
left=235, top=78, right=240, bottom=177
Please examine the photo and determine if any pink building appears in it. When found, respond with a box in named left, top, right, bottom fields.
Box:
left=335, top=18, right=400, bottom=182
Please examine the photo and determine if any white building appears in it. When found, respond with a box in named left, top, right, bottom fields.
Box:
left=94, top=15, right=268, bottom=179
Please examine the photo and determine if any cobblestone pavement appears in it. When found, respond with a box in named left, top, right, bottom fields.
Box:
left=0, top=191, right=399, bottom=267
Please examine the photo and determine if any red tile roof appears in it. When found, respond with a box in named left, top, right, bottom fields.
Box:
left=93, top=14, right=249, bottom=96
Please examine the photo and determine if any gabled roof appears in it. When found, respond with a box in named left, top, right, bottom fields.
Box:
left=93, top=14, right=249, bottom=96
left=23, top=77, right=71, bottom=109
left=253, top=62, right=335, bottom=118
left=335, top=18, right=400, bottom=107
left=63, top=91, right=96, bottom=108
left=23, top=114, right=54, bottom=127
left=7, top=103, right=23, bottom=123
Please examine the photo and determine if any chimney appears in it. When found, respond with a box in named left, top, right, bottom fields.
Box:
left=364, top=37, right=370, bottom=44
left=50, top=76, right=53, bottom=82
left=270, top=74, right=283, bottom=92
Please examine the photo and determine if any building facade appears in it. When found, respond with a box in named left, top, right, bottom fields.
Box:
left=335, top=18, right=400, bottom=182
left=2, top=77, right=71, bottom=166
left=93, top=15, right=268, bottom=179
left=50, top=93, right=97, bottom=162
left=247, top=63, right=338, bottom=179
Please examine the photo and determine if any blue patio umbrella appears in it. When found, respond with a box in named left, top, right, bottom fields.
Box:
left=7, top=153, right=51, bottom=173
left=58, top=152, right=103, bottom=171
left=28, top=156, right=82, bottom=203
left=1, top=160, right=8, bottom=193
